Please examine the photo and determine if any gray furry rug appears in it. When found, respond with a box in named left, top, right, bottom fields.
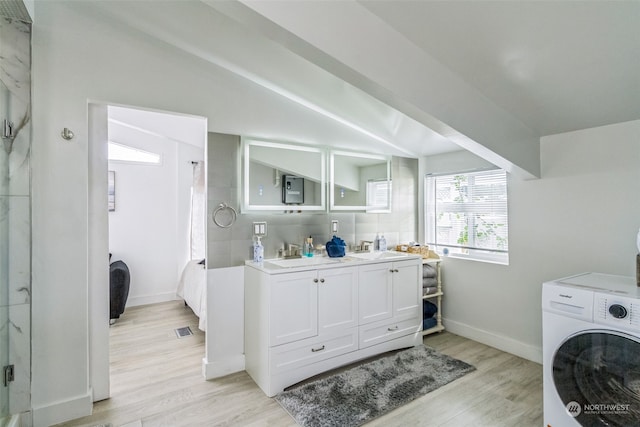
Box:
left=275, top=345, right=475, bottom=427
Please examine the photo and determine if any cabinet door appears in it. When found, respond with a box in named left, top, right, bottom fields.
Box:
left=392, top=259, right=421, bottom=320
left=358, top=262, right=393, bottom=325
left=270, top=270, right=318, bottom=346
left=318, top=266, right=358, bottom=334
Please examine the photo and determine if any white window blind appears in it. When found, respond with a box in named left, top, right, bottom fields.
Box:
left=425, top=169, right=508, bottom=262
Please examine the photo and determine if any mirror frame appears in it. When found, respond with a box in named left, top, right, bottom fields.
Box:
left=329, top=150, right=392, bottom=213
left=241, top=138, right=327, bottom=212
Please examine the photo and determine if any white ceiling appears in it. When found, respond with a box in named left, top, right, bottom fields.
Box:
left=359, top=0, right=640, bottom=136
left=84, top=0, right=639, bottom=165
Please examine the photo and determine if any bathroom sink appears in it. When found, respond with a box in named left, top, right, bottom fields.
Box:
left=347, top=251, right=413, bottom=261
left=266, top=257, right=342, bottom=268
left=261, top=252, right=416, bottom=269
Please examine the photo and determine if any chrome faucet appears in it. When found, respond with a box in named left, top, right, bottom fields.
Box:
left=360, top=241, right=374, bottom=252
left=279, top=243, right=301, bottom=258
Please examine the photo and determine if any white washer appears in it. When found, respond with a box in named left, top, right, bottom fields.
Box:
left=542, top=272, right=640, bottom=427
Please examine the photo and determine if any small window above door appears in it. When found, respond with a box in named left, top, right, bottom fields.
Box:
left=108, top=141, right=161, bottom=165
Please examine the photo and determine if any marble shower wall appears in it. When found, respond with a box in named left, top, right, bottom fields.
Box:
left=207, top=133, right=418, bottom=268
left=0, top=15, right=31, bottom=417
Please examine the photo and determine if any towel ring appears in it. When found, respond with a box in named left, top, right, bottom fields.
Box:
left=212, top=203, right=237, bottom=228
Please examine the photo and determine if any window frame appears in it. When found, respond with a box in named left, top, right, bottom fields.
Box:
left=424, top=168, right=509, bottom=265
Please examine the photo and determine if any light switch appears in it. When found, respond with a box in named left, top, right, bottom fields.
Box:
left=253, top=221, right=267, bottom=236
left=331, top=220, right=339, bottom=233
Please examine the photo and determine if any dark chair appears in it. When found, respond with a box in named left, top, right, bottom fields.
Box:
left=110, top=260, right=130, bottom=322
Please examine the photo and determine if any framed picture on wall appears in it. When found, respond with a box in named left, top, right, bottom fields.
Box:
left=108, top=170, right=115, bottom=211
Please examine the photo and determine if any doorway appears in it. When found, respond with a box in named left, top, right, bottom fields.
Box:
left=88, top=103, right=207, bottom=400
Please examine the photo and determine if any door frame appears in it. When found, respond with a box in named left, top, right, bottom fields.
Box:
left=87, top=102, right=208, bottom=401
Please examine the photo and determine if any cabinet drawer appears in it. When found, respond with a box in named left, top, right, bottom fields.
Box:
left=270, top=329, right=358, bottom=374
left=359, top=316, right=421, bottom=349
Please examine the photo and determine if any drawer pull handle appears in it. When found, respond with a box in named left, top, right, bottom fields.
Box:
left=311, top=345, right=326, bottom=352
left=320, top=278, right=325, bottom=283
left=313, top=278, right=319, bottom=283
left=389, top=269, right=399, bottom=273
left=387, top=326, right=399, bottom=331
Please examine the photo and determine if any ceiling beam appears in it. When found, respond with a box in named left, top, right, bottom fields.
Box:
left=227, top=0, right=540, bottom=179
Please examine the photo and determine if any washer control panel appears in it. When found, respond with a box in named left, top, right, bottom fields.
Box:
left=595, top=293, right=640, bottom=333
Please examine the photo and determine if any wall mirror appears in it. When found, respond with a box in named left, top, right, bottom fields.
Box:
left=241, top=138, right=326, bottom=212
left=330, top=151, right=392, bottom=212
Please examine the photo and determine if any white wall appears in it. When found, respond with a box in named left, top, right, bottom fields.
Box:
left=31, top=3, right=240, bottom=425
left=109, top=147, right=178, bottom=307
left=426, top=120, right=640, bottom=362
left=204, top=267, right=245, bottom=379
left=108, top=121, right=203, bottom=307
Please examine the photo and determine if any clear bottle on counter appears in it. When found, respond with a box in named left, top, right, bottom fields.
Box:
left=374, top=233, right=380, bottom=251
left=379, top=235, right=387, bottom=251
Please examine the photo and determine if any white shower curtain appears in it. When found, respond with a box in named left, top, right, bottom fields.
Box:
left=190, top=161, right=205, bottom=260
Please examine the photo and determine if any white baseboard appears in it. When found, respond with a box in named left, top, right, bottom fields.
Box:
left=31, top=391, right=92, bottom=427
left=202, top=355, right=246, bottom=380
left=443, top=318, right=542, bottom=364
left=126, top=292, right=179, bottom=308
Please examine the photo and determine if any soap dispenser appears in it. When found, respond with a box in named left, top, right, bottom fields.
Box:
left=304, top=236, right=314, bottom=257
left=253, top=236, right=264, bottom=263
left=374, top=233, right=380, bottom=251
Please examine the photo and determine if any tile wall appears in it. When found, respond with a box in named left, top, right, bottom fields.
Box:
left=0, top=15, right=31, bottom=417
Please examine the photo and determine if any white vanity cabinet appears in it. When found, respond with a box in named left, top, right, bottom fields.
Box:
left=358, top=262, right=393, bottom=324
left=269, top=267, right=358, bottom=346
left=358, top=259, right=422, bottom=349
left=269, top=270, right=318, bottom=345
left=245, top=256, right=421, bottom=397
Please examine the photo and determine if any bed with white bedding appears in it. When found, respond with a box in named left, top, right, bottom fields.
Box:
left=176, top=259, right=207, bottom=331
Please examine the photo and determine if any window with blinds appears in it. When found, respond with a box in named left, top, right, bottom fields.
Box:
left=425, top=169, right=509, bottom=264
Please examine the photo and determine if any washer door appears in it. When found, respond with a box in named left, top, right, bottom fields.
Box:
left=553, top=331, right=640, bottom=426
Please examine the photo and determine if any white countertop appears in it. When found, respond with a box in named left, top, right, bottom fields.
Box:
left=245, top=251, right=422, bottom=274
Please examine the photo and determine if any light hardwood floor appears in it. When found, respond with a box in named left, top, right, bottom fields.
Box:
left=56, top=301, right=542, bottom=427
